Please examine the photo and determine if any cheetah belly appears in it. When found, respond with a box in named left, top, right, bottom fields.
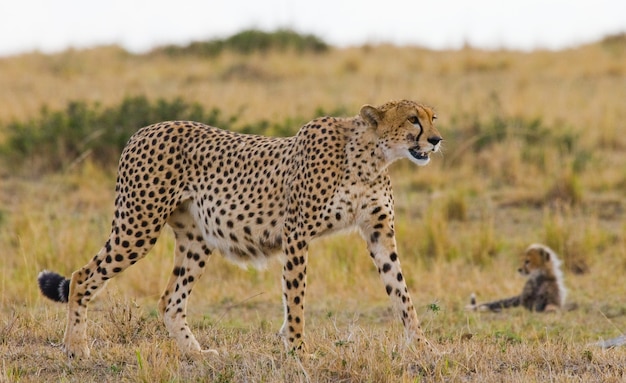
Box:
left=189, top=203, right=285, bottom=268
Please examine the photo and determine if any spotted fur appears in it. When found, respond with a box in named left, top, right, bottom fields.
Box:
left=38, top=99, right=442, bottom=359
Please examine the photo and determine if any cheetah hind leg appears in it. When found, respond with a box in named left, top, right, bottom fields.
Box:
left=159, top=206, right=218, bottom=356
left=39, top=226, right=160, bottom=359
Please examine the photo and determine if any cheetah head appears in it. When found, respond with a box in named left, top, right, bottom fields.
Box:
left=518, top=244, right=560, bottom=276
left=360, top=100, right=442, bottom=166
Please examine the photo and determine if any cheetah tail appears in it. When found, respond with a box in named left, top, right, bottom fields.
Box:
left=464, top=293, right=479, bottom=311
left=38, top=270, right=70, bottom=303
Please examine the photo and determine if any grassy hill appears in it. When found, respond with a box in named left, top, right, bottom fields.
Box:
left=1, top=31, right=625, bottom=382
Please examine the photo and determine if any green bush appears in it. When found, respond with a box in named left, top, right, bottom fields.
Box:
left=467, top=115, right=576, bottom=152
left=447, top=93, right=578, bottom=158
left=600, top=32, right=626, bottom=54
left=0, top=96, right=235, bottom=173
left=155, top=29, right=329, bottom=57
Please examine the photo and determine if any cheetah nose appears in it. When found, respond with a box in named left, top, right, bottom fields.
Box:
left=427, top=136, right=442, bottom=146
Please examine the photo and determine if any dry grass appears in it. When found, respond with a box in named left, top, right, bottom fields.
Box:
left=1, top=38, right=626, bottom=381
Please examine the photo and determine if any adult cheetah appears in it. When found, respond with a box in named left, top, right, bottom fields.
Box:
left=38, top=99, right=443, bottom=359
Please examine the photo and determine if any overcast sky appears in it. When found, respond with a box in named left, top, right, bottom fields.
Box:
left=1, top=0, right=624, bottom=57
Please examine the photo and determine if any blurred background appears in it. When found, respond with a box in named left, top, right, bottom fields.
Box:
left=2, top=0, right=626, bottom=55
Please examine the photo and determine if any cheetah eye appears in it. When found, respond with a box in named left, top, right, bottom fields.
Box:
left=408, top=116, right=419, bottom=125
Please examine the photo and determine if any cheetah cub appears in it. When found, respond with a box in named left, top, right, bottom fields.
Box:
left=466, top=244, right=567, bottom=313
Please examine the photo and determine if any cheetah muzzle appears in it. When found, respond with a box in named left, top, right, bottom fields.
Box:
left=409, top=147, right=431, bottom=161
left=37, top=99, right=443, bottom=359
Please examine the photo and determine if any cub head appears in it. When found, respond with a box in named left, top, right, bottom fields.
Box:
left=518, top=244, right=559, bottom=275
left=360, top=100, right=442, bottom=166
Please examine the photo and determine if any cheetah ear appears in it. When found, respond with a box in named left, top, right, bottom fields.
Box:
left=540, top=248, right=550, bottom=261
left=360, top=104, right=382, bottom=128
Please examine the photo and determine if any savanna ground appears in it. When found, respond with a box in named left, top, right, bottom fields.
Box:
left=1, top=31, right=626, bottom=382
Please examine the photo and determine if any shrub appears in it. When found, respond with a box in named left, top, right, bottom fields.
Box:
left=600, top=32, right=626, bottom=54
left=447, top=93, right=578, bottom=159
left=469, top=115, right=576, bottom=153
left=0, top=96, right=235, bottom=174
left=155, top=29, right=329, bottom=57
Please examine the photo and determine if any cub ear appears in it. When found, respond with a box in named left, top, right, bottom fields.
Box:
left=360, top=104, right=382, bottom=128
left=540, top=248, right=551, bottom=261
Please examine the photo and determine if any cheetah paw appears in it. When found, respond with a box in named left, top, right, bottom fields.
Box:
left=63, top=342, right=90, bottom=360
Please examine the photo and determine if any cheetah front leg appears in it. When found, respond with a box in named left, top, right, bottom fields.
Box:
left=359, top=207, right=436, bottom=353
left=279, top=224, right=309, bottom=354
